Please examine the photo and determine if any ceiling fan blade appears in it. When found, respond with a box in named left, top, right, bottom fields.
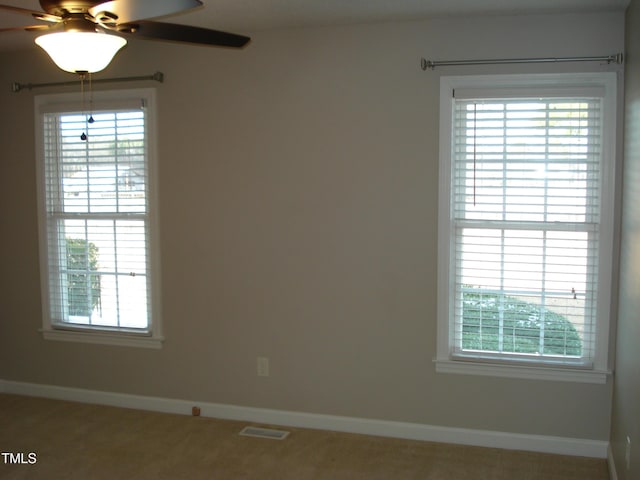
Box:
left=25, top=24, right=53, bottom=31
left=0, top=4, right=60, bottom=22
left=90, top=0, right=202, bottom=24
left=119, top=20, right=250, bottom=48
left=0, top=24, right=51, bottom=32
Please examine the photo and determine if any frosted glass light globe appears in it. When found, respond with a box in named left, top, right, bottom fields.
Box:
left=35, top=31, right=127, bottom=73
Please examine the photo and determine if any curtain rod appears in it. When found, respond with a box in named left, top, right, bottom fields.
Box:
left=11, top=71, right=164, bottom=93
left=420, top=53, right=624, bottom=70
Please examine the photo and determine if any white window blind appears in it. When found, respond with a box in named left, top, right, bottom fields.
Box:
left=40, top=100, right=152, bottom=333
left=450, top=96, right=602, bottom=367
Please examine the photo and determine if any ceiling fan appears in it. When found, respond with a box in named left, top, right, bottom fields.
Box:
left=0, top=0, right=250, bottom=73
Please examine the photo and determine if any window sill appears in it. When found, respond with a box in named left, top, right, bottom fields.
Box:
left=434, top=358, right=610, bottom=384
left=41, top=328, right=163, bottom=349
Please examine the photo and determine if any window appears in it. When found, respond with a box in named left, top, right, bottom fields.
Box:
left=436, top=73, right=617, bottom=382
left=35, top=88, right=162, bottom=348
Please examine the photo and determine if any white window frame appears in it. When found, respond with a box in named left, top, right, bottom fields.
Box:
left=35, top=88, right=163, bottom=349
left=435, top=73, right=618, bottom=383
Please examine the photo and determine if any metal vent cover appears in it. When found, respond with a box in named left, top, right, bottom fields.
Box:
left=239, top=426, right=290, bottom=440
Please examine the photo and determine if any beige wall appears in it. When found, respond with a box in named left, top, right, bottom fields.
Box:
left=611, top=0, right=640, bottom=477
left=0, top=11, right=624, bottom=440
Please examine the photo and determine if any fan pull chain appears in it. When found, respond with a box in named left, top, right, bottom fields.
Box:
left=80, top=73, right=87, bottom=141
left=79, top=73, right=95, bottom=141
left=88, top=73, right=94, bottom=124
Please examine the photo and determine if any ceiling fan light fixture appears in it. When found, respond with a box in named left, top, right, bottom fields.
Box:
left=35, top=31, right=127, bottom=74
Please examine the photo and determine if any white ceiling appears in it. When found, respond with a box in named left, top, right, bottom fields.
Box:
left=0, top=0, right=630, bottom=52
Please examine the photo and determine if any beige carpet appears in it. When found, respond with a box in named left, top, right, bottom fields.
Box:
left=0, top=394, right=609, bottom=480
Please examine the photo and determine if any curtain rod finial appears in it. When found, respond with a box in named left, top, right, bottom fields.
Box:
left=420, top=58, right=435, bottom=71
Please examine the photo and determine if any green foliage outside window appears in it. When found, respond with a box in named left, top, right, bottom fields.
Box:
left=66, top=238, right=101, bottom=317
left=462, top=291, right=582, bottom=356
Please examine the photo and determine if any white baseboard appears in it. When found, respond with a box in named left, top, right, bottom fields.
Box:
left=0, top=379, right=608, bottom=459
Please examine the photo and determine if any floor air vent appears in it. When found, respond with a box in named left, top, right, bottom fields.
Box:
left=239, top=426, right=290, bottom=440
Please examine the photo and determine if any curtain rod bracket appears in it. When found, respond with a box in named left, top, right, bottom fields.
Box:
left=11, top=71, right=164, bottom=93
left=420, top=53, right=624, bottom=70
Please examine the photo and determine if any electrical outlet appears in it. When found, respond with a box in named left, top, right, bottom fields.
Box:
left=257, top=356, right=269, bottom=377
left=626, top=436, right=631, bottom=471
